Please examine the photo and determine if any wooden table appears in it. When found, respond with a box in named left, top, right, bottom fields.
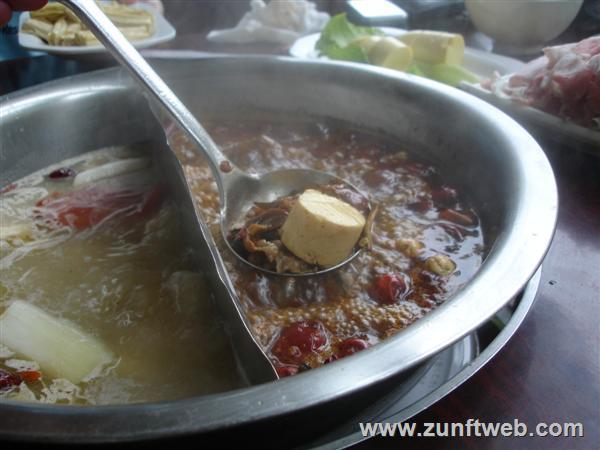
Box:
left=1, top=3, right=598, bottom=448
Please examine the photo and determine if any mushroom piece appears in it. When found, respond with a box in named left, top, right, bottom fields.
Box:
left=396, top=238, right=424, bottom=258
left=425, top=254, right=456, bottom=276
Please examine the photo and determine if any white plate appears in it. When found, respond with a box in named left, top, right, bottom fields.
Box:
left=18, top=3, right=176, bottom=56
left=289, top=28, right=525, bottom=79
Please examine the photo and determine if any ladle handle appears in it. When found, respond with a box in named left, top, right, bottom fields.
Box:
left=59, top=0, right=232, bottom=195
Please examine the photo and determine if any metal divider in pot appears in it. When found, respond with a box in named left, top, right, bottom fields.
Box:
left=149, top=119, right=277, bottom=384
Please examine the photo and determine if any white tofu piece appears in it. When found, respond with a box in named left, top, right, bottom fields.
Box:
left=73, top=158, right=150, bottom=186
left=280, top=189, right=366, bottom=267
left=0, top=300, right=114, bottom=384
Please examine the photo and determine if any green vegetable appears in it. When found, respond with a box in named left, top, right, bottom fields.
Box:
left=429, top=63, right=480, bottom=87
left=407, top=61, right=431, bottom=77
left=404, top=61, right=479, bottom=86
left=315, top=14, right=479, bottom=88
left=316, top=13, right=382, bottom=63
left=325, top=41, right=369, bottom=62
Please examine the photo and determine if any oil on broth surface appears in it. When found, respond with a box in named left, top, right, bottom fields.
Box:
left=173, top=119, right=485, bottom=375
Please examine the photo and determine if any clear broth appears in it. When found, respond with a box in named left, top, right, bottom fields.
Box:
left=0, top=146, right=244, bottom=405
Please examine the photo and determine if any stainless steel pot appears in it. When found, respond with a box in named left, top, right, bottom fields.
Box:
left=0, top=56, right=557, bottom=443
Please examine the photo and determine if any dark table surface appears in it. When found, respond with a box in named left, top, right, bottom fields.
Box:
left=1, top=2, right=599, bottom=449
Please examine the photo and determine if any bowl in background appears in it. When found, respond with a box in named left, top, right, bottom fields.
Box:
left=465, top=0, right=583, bottom=55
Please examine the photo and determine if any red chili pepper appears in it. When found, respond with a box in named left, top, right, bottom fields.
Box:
left=404, top=162, right=426, bottom=176
left=338, top=338, right=370, bottom=358
left=323, top=354, right=339, bottom=364
left=272, top=321, right=328, bottom=365
left=219, top=160, right=233, bottom=173
left=18, top=370, right=42, bottom=383
left=431, top=186, right=458, bottom=207
left=0, top=369, right=22, bottom=392
left=414, top=297, right=436, bottom=309
left=440, top=223, right=466, bottom=241
left=404, top=163, right=440, bottom=183
left=275, top=365, right=299, bottom=378
left=48, top=167, right=76, bottom=180
left=138, top=184, right=165, bottom=218
left=439, top=208, right=477, bottom=227
left=372, top=274, right=409, bottom=305
left=407, top=198, right=433, bottom=214
left=0, top=183, right=17, bottom=195
left=36, top=184, right=164, bottom=230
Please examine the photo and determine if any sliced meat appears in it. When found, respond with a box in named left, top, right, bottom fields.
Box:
left=489, top=36, right=600, bottom=128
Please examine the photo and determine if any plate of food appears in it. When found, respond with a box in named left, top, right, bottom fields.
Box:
left=18, top=1, right=176, bottom=56
left=460, top=36, right=600, bottom=152
left=291, top=14, right=599, bottom=151
left=289, top=14, right=524, bottom=87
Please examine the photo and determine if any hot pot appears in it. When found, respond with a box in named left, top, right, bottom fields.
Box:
left=0, top=56, right=557, bottom=444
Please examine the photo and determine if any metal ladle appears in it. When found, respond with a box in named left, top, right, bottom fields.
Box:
left=60, top=0, right=367, bottom=277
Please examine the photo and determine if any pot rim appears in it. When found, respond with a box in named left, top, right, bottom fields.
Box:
left=0, top=55, right=558, bottom=443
